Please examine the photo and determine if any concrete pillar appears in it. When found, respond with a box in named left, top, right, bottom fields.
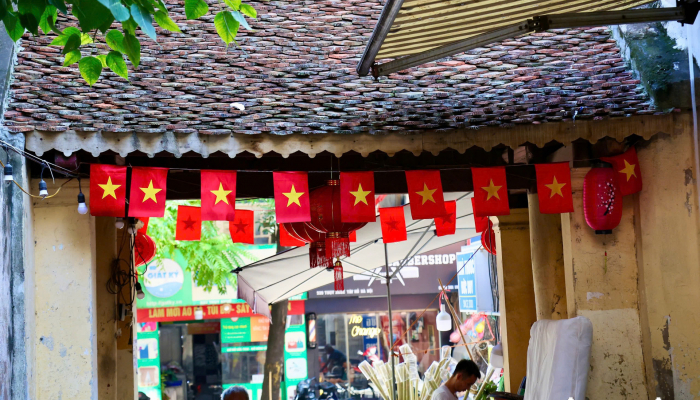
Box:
left=561, top=169, right=647, bottom=399
left=635, top=133, right=700, bottom=399
left=32, top=179, right=99, bottom=399
left=96, top=216, right=118, bottom=399
left=116, top=229, right=137, bottom=400
left=527, top=193, right=568, bottom=320
left=492, top=209, right=536, bottom=393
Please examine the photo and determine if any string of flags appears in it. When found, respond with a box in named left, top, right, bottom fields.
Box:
left=88, top=147, right=643, bottom=245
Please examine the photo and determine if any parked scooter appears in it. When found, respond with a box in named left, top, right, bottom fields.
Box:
left=294, top=378, right=346, bottom=400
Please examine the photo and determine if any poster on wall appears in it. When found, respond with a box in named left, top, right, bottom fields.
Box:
left=457, top=241, right=495, bottom=313
left=284, top=314, right=308, bottom=400
left=137, top=323, right=162, bottom=400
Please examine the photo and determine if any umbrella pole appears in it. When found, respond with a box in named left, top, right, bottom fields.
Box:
left=384, top=242, right=398, bottom=400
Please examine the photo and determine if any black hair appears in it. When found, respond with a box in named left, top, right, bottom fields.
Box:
left=452, top=359, right=481, bottom=379
left=221, top=386, right=250, bottom=400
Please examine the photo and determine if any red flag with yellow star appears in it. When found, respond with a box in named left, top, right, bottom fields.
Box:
left=471, top=198, right=489, bottom=233
left=340, top=171, right=376, bottom=222
left=90, top=164, right=127, bottom=217
left=405, top=170, right=446, bottom=219
left=471, top=167, right=510, bottom=217
left=176, top=206, right=201, bottom=241
left=535, top=163, right=574, bottom=214
left=273, top=172, right=310, bottom=223
left=201, top=170, right=237, bottom=221
left=229, top=209, right=254, bottom=244
left=435, top=200, right=457, bottom=237
left=128, top=167, right=168, bottom=217
left=379, top=206, right=407, bottom=243
left=601, top=147, right=642, bottom=196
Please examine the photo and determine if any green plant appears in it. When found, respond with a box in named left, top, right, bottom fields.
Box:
left=147, top=200, right=254, bottom=294
left=1, top=0, right=256, bottom=84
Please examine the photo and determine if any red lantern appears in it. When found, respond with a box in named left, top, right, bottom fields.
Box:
left=583, top=161, right=622, bottom=234
left=306, top=180, right=367, bottom=258
left=481, top=220, right=496, bottom=255
left=282, top=222, right=332, bottom=269
left=134, top=232, right=156, bottom=267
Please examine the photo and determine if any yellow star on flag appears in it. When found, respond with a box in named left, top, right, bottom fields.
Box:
left=619, top=160, right=637, bottom=181
left=544, top=176, right=566, bottom=198
left=350, top=183, right=371, bottom=206
left=211, top=183, right=232, bottom=205
left=98, top=177, right=120, bottom=200
left=140, top=180, right=162, bottom=203
left=481, top=179, right=502, bottom=201
left=416, top=183, right=437, bottom=205
left=283, top=184, right=304, bottom=207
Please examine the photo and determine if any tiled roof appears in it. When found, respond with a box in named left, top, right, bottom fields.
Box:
left=6, top=0, right=658, bottom=135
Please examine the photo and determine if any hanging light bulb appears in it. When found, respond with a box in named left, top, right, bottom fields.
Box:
left=135, top=281, right=145, bottom=300
left=115, top=218, right=125, bottom=229
left=3, top=162, right=12, bottom=184
left=77, top=179, right=88, bottom=214
left=194, top=307, right=204, bottom=320
left=436, top=303, right=452, bottom=332
left=38, top=179, right=48, bottom=198
left=222, top=303, right=232, bottom=313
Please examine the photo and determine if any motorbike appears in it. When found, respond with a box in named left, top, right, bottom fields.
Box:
left=294, top=378, right=348, bottom=400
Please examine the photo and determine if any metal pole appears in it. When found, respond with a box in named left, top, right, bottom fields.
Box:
left=384, top=242, right=397, bottom=400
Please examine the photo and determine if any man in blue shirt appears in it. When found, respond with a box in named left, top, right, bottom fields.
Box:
left=321, top=344, right=347, bottom=379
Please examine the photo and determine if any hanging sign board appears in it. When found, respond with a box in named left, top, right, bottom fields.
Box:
left=137, top=299, right=305, bottom=322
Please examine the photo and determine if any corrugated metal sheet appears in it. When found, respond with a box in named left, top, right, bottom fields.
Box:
left=375, top=0, right=653, bottom=60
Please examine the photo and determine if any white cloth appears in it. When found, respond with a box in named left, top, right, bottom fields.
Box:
left=431, top=385, right=458, bottom=400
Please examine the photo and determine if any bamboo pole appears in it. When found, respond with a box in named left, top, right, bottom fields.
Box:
left=438, top=278, right=474, bottom=361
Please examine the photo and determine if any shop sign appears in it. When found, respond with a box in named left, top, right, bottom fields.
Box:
left=137, top=299, right=305, bottom=322
left=136, top=324, right=162, bottom=400
left=457, top=244, right=495, bottom=313
left=221, top=316, right=270, bottom=343
left=309, top=241, right=470, bottom=298
left=222, top=345, right=268, bottom=353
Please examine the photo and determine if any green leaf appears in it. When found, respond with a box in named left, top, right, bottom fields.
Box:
left=154, top=10, right=180, bottom=32
left=62, top=26, right=81, bottom=37
left=122, top=32, right=140, bottom=67
left=38, top=5, right=56, bottom=33
left=105, top=29, right=124, bottom=51
left=106, top=50, right=128, bottom=79
left=0, top=0, right=9, bottom=21
left=3, top=12, right=25, bottom=42
left=19, top=13, right=40, bottom=35
left=63, top=50, right=81, bottom=66
left=18, top=0, right=46, bottom=20
left=81, top=33, right=94, bottom=44
left=213, top=11, right=238, bottom=46
left=122, top=17, right=137, bottom=35
left=230, top=10, right=251, bottom=30
left=223, top=0, right=240, bottom=10
left=184, top=0, right=207, bottom=19
left=96, top=0, right=130, bottom=21
left=129, top=3, right=156, bottom=40
left=48, top=0, right=67, bottom=14
left=154, top=0, right=167, bottom=13
left=95, top=54, right=108, bottom=67
left=62, top=33, right=82, bottom=54
left=78, top=56, right=102, bottom=86
left=71, top=0, right=113, bottom=32
left=239, top=3, right=255, bottom=18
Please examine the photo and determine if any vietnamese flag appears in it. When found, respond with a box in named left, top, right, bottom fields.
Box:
left=471, top=198, right=489, bottom=233
left=229, top=209, right=254, bottom=244
left=138, top=217, right=150, bottom=234
left=471, top=167, right=510, bottom=217
left=405, top=170, right=446, bottom=219
left=201, top=170, right=237, bottom=221
left=273, top=172, right=310, bottom=223
left=280, top=224, right=306, bottom=247
left=128, top=167, right=168, bottom=217
left=379, top=206, right=407, bottom=243
left=601, top=147, right=642, bottom=196
left=535, top=163, right=574, bottom=214
left=176, top=206, right=201, bottom=241
left=90, top=164, right=127, bottom=217
left=340, top=171, right=376, bottom=222
left=435, top=200, right=457, bottom=237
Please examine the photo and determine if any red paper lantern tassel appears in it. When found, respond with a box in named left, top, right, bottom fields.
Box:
left=333, top=260, right=344, bottom=291
left=310, top=242, right=332, bottom=269
left=325, top=232, right=351, bottom=258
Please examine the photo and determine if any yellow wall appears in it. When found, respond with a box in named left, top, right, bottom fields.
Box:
left=635, top=133, right=700, bottom=399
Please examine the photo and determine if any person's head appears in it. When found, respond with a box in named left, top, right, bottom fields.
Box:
left=324, top=344, right=334, bottom=354
left=449, top=360, right=481, bottom=392
left=221, top=386, right=250, bottom=400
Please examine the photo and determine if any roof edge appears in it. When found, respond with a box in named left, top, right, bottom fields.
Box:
left=23, top=113, right=685, bottom=159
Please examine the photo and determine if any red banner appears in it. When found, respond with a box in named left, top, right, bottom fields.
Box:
left=137, top=300, right=305, bottom=322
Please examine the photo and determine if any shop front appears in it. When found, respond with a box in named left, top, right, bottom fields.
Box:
left=304, top=241, right=473, bottom=396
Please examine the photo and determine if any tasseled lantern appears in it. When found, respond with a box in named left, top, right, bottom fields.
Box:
left=583, top=161, right=622, bottom=234
left=481, top=219, right=497, bottom=255
left=282, top=222, right=332, bottom=269
left=333, top=259, right=344, bottom=291
left=306, top=180, right=367, bottom=258
left=310, top=241, right=332, bottom=269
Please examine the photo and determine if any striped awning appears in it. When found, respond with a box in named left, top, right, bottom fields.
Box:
left=357, top=0, right=655, bottom=76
